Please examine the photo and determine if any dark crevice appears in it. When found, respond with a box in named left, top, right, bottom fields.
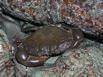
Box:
left=83, top=32, right=103, bottom=44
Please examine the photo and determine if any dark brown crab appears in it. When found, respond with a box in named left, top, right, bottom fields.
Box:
left=15, top=26, right=83, bottom=67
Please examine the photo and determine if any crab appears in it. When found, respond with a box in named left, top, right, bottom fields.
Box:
left=14, top=25, right=83, bottom=67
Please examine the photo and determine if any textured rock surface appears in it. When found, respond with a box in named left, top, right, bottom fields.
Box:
left=0, top=0, right=103, bottom=77
left=1, top=0, right=103, bottom=35
left=0, top=30, right=14, bottom=77
left=0, top=29, right=103, bottom=77
left=13, top=39, right=103, bottom=77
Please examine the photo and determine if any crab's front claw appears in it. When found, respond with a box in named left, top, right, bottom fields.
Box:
left=15, top=50, right=49, bottom=67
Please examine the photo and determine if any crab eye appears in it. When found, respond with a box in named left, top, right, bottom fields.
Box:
left=70, top=28, right=84, bottom=48
left=77, top=36, right=80, bottom=39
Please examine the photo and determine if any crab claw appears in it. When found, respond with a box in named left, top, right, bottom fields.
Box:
left=15, top=49, right=49, bottom=67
